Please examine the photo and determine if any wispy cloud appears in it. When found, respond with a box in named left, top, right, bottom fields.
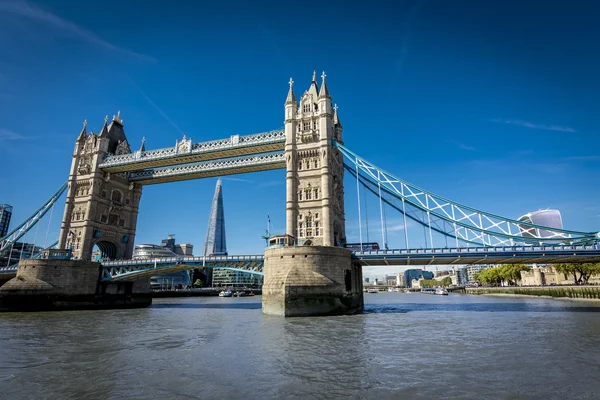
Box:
left=447, top=140, right=476, bottom=152
left=0, top=128, right=28, bottom=141
left=564, top=155, right=600, bottom=161
left=222, top=177, right=255, bottom=183
left=389, top=0, right=427, bottom=90
left=259, top=180, right=284, bottom=188
left=124, top=75, right=185, bottom=136
left=492, top=118, right=576, bottom=133
left=0, top=0, right=155, bottom=62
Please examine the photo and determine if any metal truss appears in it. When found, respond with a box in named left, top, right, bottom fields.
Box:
left=128, top=151, right=284, bottom=184
left=101, top=255, right=264, bottom=281
left=353, top=244, right=600, bottom=266
left=335, top=142, right=600, bottom=247
left=100, top=129, right=284, bottom=169
left=0, top=183, right=68, bottom=253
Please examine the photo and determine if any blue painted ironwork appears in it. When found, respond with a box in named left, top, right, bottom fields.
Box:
left=334, top=142, right=600, bottom=247
left=99, top=129, right=285, bottom=171
left=0, top=183, right=68, bottom=253
left=353, top=244, right=600, bottom=266
left=101, top=255, right=264, bottom=281
left=128, top=152, right=284, bottom=184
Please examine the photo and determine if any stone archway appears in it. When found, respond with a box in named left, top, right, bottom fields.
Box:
left=93, top=240, right=120, bottom=261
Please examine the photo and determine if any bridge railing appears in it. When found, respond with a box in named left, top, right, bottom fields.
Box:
left=99, top=129, right=285, bottom=168
left=101, top=254, right=264, bottom=266
left=352, top=244, right=599, bottom=256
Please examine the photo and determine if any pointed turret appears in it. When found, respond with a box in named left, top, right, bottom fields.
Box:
left=333, top=104, right=342, bottom=127
left=76, top=120, right=87, bottom=142
left=98, top=115, right=109, bottom=137
left=139, top=137, right=146, bottom=152
left=307, top=70, right=319, bottom=100
left=285, top=78, right=296, bottom=105
left=318, top=71, right=330, bottom=98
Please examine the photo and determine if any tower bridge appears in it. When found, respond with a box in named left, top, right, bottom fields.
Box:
left=1, top=71, right=599, bottom=315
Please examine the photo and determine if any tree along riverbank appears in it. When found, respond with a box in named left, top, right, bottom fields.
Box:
left=466, top=286, right=600, bottom=301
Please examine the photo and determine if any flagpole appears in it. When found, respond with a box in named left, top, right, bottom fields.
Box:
left=267, top=215, right=271, bottom=237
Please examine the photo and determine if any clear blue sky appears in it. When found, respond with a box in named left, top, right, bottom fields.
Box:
left=1, top=0, right=599, bottom=278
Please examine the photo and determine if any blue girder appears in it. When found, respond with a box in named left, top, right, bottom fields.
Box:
left=0, top=184, right=67, bottom=253
left=334, top=141, right=600, bottom=247
left=101, top=255, right=264, bottom=281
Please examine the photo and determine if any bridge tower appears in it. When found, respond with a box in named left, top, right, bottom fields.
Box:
left=58, top=113, right=142, bottom=260
left=285, top=71, right=346, bottom=246
left=263, top=72, right=363, bottom=317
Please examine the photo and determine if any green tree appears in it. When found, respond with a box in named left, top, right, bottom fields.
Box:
left=555, top=263, right=600, bottom=285
left=440, top=276, right=452, bottom=286
left=193, top=279, right=203, bottom=288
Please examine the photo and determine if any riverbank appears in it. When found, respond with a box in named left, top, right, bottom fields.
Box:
left=466, top=286, right=600, bottom=301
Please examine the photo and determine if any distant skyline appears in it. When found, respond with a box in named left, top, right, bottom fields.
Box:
left=1, top=0, right=599, bottom=279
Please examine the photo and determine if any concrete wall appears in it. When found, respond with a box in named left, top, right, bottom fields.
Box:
left=262, top=246, right=363, bottom=317
left=2, top=259, right=100, bottom=295
left=0, top=259, right=151, bottom=311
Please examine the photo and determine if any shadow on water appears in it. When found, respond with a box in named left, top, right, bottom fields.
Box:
left=150, top=303, right=262, bottom=310
left=364, top=303, right=600, bottom=314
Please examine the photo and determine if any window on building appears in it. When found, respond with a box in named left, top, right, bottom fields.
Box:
left=314, top=159, right=319, bottom=168
left=306, top=229, right=312, bottom=237
left=315, top=213, right=319, bottom=219
left=314, top=188, right=319, bottom=199
left=101, top=190, right=107, bottom=198
left=303, top=121, right=311, bottom=131
left=305, top=189, right=312, bottom=200
left=111, top=190, right=122, bottom=203
left=298, top=191, right=303, bottom=201
left=298, top=160, right=302, bottom=170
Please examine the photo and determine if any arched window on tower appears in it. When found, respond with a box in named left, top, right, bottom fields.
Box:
left=298, top=190, right=303, bottom=201
left=111, top=190, right=122, bottom=203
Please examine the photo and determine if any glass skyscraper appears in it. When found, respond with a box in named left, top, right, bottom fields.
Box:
left=0, top=204, right=12, bottom=238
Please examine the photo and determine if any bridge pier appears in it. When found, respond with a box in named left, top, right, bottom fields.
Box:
left=0, top=259, right=152, bottom=311
left=262, top=246, right=363, bottom=317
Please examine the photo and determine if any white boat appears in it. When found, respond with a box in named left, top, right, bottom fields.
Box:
left=367, top=288, right=379, bottom=293
left=219, top=290, right=233, bottom=297
left=435, top=287, right=449, bottom=295
left=387, top=288, right=393, bottom=292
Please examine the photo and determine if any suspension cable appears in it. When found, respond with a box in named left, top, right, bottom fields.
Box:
left=377, top=171, right=385, bottom=250
left=355, top=160, right=363, bottom=251
left=364, top=181, right=370, bottom=243
left=44, top=204, right=55, bottom=248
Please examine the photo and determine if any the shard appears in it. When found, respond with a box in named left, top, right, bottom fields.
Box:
left=203, top=179, right=227, bottom=256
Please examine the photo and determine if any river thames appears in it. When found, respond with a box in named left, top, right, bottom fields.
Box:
left=1, top=293, right=599, bottom=399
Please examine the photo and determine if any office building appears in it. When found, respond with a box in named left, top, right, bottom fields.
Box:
left=517, top=209, right=565, bottom=240
left=0, top=204, right=12, bottom=238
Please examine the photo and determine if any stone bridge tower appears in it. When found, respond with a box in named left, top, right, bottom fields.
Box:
left=58, top=113, right=142, bottom=260
left=285, top=71, right=346, bottom=247
left=262, top=72, right=362, bottom=317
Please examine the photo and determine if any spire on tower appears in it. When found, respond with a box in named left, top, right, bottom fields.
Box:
left=307, top=70, right=319, bottom=100
left=98, top=115, right=109, bottom=137
left=318, top=71, right=330, bottom=98
left=76, top=119, right=87, bottom=142
left=285, top=77, right=296, bottom=104
left=203, top=179, right=227, bottom=257
left=139, top=137, right=146, bottom=152
left=333, top=104, right=342, bottom=126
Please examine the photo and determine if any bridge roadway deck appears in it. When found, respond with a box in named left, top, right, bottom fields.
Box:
left=99, top=130, right=284, bottom=173
left=127, top=152, right=285, bottom=185
left=353, top=244, right=600, bottom=266
left=1, top=245, right=598, bottom=282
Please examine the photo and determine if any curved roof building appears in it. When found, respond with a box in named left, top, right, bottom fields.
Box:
left=517, top=209, right=564, bottom=239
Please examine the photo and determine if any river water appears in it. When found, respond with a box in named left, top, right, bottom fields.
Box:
left=1, top=293, right=600, bottom=399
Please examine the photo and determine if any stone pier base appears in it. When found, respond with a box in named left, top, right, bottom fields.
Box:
left=0, top=259, right=152, bottom=311
left=262, top=246, right=364, bottom=317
